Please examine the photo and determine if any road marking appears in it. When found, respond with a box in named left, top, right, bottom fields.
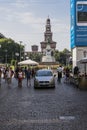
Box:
left=0, top=117, right=75, bottom=125
left=59, top=116, right=75, bottom=120
left=6, top=118, right=60, bottom=124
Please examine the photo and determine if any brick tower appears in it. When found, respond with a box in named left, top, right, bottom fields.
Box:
left=40, top=17, right=57, bottom=53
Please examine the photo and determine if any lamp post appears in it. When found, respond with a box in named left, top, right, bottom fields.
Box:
left=24, top=52, right=27, bottom=60
left=15, top=52, right=19, bottom=66
left=24, top=44, right=26, bottom=60
left=15, top=53, right=19, bottom=61
left=26, top=56, right=29, bottom=60
left=19, top=41, right=22, bottom=62
left=5, top=49, right=7, bottom=64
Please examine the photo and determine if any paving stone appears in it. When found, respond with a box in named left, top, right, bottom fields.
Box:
left=0, top=78, right=87, bottom=130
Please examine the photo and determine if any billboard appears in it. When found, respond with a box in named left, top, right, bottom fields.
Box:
left=71, top=0, right=87, bottom=48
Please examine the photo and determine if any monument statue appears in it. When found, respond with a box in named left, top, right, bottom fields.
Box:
left=42, top=38, right=55, bottom=62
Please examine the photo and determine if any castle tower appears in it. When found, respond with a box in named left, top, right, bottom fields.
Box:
left=41, top=17, right=56, bottom=63
left=40, top=17, right=57, bottom=53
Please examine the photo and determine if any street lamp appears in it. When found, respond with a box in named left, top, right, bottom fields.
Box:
left=15, top=52, right=19, bottom=61
left=24, top=44, right=26, bottom=60
left=19, top=41, right=22, bottom=62
left=24, top=52, right=27, bottom=60
left=26, top=56, right=29, bottom=60
left=5, top=49, right=7, bottom=64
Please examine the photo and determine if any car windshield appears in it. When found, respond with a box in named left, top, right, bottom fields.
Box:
left=36, top=70, right=53, bottom=76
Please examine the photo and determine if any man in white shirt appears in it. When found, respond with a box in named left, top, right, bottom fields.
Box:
left=57, top=65, right=62, bottom=83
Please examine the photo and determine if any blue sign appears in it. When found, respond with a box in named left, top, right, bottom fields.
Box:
left=70, top=0, right=87, bottom=49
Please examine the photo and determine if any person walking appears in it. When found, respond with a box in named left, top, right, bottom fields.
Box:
left=15, top=66, right=20, bottom=79
left=0, top=67, right=2, bottom=86
left=57, top=65, right=62, bottom=83
left=31, top=68, right=35, bottom=78
left=24, top=66, right=27, bottom=78
left=6, top=67, right=14, bottom=87
left=18, top=68, right=24, bottom=87
left=65, top=67, right=70, bottom=83
left=26, top=68, right=32, bottom=87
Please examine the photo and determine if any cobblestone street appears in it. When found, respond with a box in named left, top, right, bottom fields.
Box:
left=0, top=77, right=87, bottom=130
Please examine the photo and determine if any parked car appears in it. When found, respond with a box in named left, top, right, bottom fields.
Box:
left=34, top=69, right=55, bottom=88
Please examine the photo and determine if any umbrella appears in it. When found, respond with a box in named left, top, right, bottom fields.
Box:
left=79, top=57, right=87, bottom=75
left=18, top=59, right=39, bottom=65
left=79, top=57, right=87, bottom=63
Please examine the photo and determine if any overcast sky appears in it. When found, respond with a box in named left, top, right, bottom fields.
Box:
left=0, top=0, right=70, bottom=51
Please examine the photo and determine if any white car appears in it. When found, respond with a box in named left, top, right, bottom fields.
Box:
left=34, top=69, right=55, bottom=88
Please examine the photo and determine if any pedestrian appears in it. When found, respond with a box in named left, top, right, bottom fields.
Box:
left=57, top=65, right=62, bottom=83
left=65, top=67, right=70, bottom=83
left=3, top=67, right=8, bottom=83
left=0, top=67, right=2, bottom=86
left=24, top=66, right=27, bottom=78
left=17, top=68, right=24, bottom=87
left=6, top=67, right=14, bottom=87
left=15, top=66, right=19, bottom=79
left=26, top=68, right=32, bottom=87
left=31, top=68, right=35, bottom=78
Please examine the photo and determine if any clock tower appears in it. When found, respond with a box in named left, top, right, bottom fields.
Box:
left=40, top=17, right=57, bottom=53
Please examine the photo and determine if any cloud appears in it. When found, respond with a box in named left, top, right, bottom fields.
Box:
left=0, top=1, right=70, bottom=33
left=0, top=7, right=10, bottom=12
left=49, top=18, right=70, bottom=34
left=14, top=12, right=69, bottom=34
left=10, top=0, right=29, bottom=8
left=0, top=0, right=70, bottom=51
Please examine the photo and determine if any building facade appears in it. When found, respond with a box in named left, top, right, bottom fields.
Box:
left=70, top=0, right=87, bottom=71
left=31, top=45, right=38, bottom=52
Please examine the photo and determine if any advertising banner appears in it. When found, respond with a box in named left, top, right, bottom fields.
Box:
left=71, top=0, right=87, bottom=48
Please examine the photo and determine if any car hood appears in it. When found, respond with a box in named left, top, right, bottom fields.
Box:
left=35, top=76, right=53, bottom=81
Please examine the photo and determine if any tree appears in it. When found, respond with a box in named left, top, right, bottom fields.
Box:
left=54, top=48, right=71, bottom=65
left=0, top=38, right=24, bottom=63
left=28, top=52, right=42, bottom=62
left=54, top=50, right=60, bottom=62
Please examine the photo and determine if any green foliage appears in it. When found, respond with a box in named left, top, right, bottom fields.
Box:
left=54, top=50, right=60, bottom=62
left=0, top=38, right=24, bottom=63
left=54, top=48, right=71, bottom=66
left=11, top=60, right=17, bottom=66
left=0, top=37, right=71, bottom=67
left=28, top=53, right=42, bottom=62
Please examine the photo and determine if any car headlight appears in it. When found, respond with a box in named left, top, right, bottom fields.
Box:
left=50, top=77, right=54, bottom=83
